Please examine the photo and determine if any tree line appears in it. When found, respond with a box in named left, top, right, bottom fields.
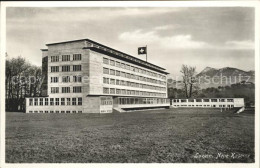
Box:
left=5, top=56, right=43, bottom=112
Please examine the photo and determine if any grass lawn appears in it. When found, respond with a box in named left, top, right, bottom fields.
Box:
left=6, top=108, right=255, bottom=163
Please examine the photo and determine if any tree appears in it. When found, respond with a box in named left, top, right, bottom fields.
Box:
left=180, top=65, right=198, bottom=98
left=5, top=56, right=43, bottom=112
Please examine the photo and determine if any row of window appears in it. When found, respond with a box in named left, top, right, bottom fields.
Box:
left=117, top=97, right=169, bottom=105
left=103, top=87, right=166, bottom=97
left=103, top=57, right=166, bottom=80
left=50, top=54, right=82, bottom=62
left=51, top=65, right=81, bottom=72
left=51, top=86, right=82, bottom=93
left=29, top=97, right=82, bottom=106
left=103, top=77, right=166, bottom=91
left=28, top=110, right=83, bottom=113
left=173, top=99, right=234, bottom=103
left=173, top=104, right=234, bottom=108
left=50, top=76, right=82, bottom=83
left=103, top=67, right=166, bottom=86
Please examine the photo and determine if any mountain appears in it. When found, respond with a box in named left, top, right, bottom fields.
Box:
left=168, top=66, right=255, bottom=89
left=196, top=67, right=255, bottom=89
left=197, top=67, right=218, bottom=77
left=197, top=67, right=254, bottom=78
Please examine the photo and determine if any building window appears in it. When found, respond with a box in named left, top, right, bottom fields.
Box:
left=72, top=98, right=77, bottom=105
left=73, top=54, right=82, bottom=61
left=67, top=98, right=71, bottom=105
left=121, top=89, right=126, bottom=95
left=110, top=79, right=115, bottom=85
left=45, top=98, right=48, bottom=105
left=50, top=98, right=54, bottom=105
left=116, top=89, right=121, bottom=94
left=116, top=79, right=120, bottom=85
left=110, top=88, right=115, bottom=94
left=126, top=64, right=130, bottom=70
left=51, top=77, right=59, bottom=83
left=73, top=65, right=81, bottom=71
left=116, top=61, right=121, bottom=67
left=29, top=98, right=33, bottom=106
left=62, top=65, right=70, bottom=72
left=121, top=63, right=125, bottom=69
left=110, top=60, right=115, bottom=66
left=110, top=69, right=115, bottom=75
left=62, top=87, right=70, bottom=93
left=103, top=68, right=109, bottom=74
left=78, top=97, right=82, bottom=105
left=73, top=76, right=82, bottom=82
left=103, top=87, right=109, bottom=94
left=220, top=99, right=225, bottom=102
left=211, top=99, right=218, bottom=102
left=55, top=98, right=59, bottom=106
left=103, top=57, right=109, bottom=64
left=103, top=77, right=109, bottom=84
left=51, top=87, right=59, bottom=93
left=61, top=98, right=65, bottom=105
left=126, top=73, right=130, bottom=78
left=39, top=98, right=43, bottom=106
left=62, top=55, right=70, bottom=61
left=116, top=70, right=120, bottom=76
left=227, top=99, right=234, bottom=102
left=73, top=86, right=82, bottom=93
left=62, top=76, right=70, bottom=83
left=121, top=72, right=126, bottom=77
left=51, top=56, right=59, bottom=62
left=51, top=66, right=59, bottom=72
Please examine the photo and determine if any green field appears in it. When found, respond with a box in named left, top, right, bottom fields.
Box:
left=6, top=108, right=255, bottom=163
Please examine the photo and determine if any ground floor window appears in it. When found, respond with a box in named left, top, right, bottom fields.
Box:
left=101, top=97, right=112, bottom=105
left=50, top=98, right=54, bottom=105
left=78, top=97, right=82, bottom=105
left=72, top=98, right=77, bottom=105
left=61, top=98, right=65, bottom=105
left=29, top=98, right=33, bottom=106
left=34, top=98, right=38, bottom=106
left=45, top=98, right=48, bottom=105
left=55, top=98, right=59, bottom=105
left=67, top=98, right=71, bottom=105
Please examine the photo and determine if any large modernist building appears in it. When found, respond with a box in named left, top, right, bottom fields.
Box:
left=25, top=39, right=170, bottom=113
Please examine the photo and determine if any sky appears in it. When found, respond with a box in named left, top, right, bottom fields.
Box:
left=6, top=7, right=255, bottom=77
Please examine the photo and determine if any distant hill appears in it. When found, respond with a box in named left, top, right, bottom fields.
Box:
left=168, top=66, right=255, bottom=89
left=197, top=66, right=254, bottom=78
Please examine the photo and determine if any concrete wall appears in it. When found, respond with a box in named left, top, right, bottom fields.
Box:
left=88, top=50, right=103, bottom=95
left=84, top=96, right=101, bottom=113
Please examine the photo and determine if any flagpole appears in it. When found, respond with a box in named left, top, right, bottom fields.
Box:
left=146, top=45, right=147, bottom=62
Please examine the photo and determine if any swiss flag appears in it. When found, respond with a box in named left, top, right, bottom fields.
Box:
left=138, top=47, right=147, bottom=55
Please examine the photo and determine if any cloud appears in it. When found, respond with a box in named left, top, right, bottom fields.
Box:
left=154, top=25, right=176, bottom=31
left=7, top=7, right=186, bottom=24
left=119, top=29, right=210, bottom=49
left=225, top=40, right=254, bottom=50
left=119, top=29, right=255, bottom=50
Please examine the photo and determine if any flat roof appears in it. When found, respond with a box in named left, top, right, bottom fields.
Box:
left=83, top=47, right=169, bottom=74
left=46, top=38, right=168, bottom=73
